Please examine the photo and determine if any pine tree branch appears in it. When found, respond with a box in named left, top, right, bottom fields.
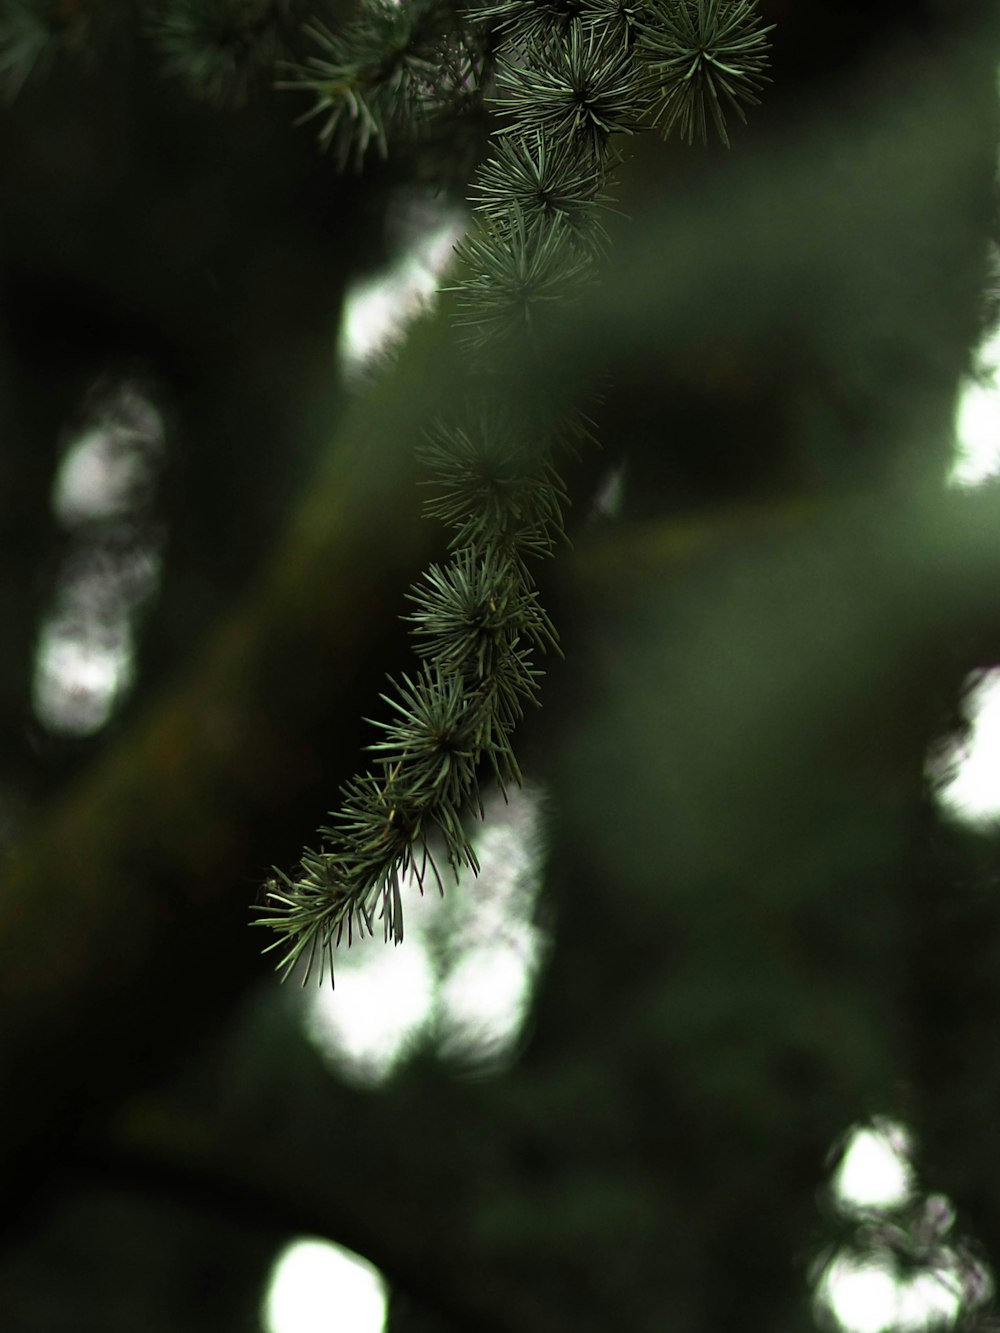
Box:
left=637, top=0, right=773, bottom=147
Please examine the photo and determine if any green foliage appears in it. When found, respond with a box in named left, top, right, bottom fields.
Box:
left=0, top=0, right=106, bottom=96
left=637, top=0, right=773, bottom=146
left=147, top=0, right=299, bottom=105
left=417, top=406, right=571, bottom=557
left=451, top=215, right=597, bottom=350
left=252, top=0, right=772, bottom=981
left=278, top=0, right=489, bottom=168
left=578, top=0, right=646, bottom=43
left=367, top=665, right=482, bottom=814
left=469, top=132, right=612, bottom=249
left=405, top=543, right=559, bottom=682
left=494, top=21, right=650, bottom=150
left=470, top=0, right=585, bottom=48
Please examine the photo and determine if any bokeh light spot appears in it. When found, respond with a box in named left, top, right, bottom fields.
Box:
left=300, top=786, right=549, bottom=1084
left=337, top=193, right=464, bottom=376
left=833, top=1120, right=914, bottom=1213
left=929, top=668, right=1000, bottom=830
left=262, top=1239, right=386, bottom=1333
left=949, top=326, right=1000, bottom=488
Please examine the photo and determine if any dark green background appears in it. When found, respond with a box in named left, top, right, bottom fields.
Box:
left=2, top=2, right=1000, bottom=1329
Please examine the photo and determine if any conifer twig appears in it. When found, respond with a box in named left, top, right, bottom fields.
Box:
left=257, top=0, right=773, bottom=981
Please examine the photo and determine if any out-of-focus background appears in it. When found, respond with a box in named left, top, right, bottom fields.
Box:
left=3, top=2, right=1000, bottom=1330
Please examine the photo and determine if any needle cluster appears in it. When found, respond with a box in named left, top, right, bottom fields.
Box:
left=638, top=0, right=773, bottom=146
left=277, top=0, right=489, bottom=167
